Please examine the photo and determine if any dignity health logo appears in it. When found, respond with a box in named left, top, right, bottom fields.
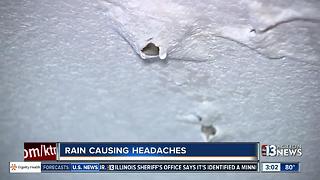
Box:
left=9, top=162, right=41, bottom=173
left=10, top=163, right=17, bottom=171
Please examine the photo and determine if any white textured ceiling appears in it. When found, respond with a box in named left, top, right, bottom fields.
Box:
left=0, top=0, right=319, bottom=179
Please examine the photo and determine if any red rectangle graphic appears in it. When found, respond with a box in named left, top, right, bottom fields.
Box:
left=24, top=142, right=56, bottom=161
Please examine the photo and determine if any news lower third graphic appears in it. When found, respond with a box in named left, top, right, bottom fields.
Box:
left=9, top=142, right=302, bottom=173
left=58, top=142, right=258, bottom=161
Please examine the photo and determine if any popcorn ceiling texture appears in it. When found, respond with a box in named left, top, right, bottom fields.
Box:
left=0, top=0, right=319, bottom=179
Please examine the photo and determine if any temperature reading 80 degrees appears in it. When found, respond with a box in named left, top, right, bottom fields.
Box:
left=285, top=164, right=296, bottom=171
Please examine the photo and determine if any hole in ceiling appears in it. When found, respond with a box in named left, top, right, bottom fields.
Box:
left=201, top=124, right=217, bottom=141
left=141, top=43, right=160, bottom=56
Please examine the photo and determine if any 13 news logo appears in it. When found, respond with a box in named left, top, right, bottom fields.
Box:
left=261, top=144, right=302, bottom=157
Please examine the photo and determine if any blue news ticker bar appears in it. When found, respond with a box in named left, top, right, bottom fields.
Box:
left=40, top=162, right=259, bottom=173
left=58, top=142, right=258, bottom=158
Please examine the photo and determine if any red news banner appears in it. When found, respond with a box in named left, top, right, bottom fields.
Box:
left=24, top=142, right=56, bottom=161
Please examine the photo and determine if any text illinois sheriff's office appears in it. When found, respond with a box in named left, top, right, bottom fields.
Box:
left=64, top=146, right=187, bottom=155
